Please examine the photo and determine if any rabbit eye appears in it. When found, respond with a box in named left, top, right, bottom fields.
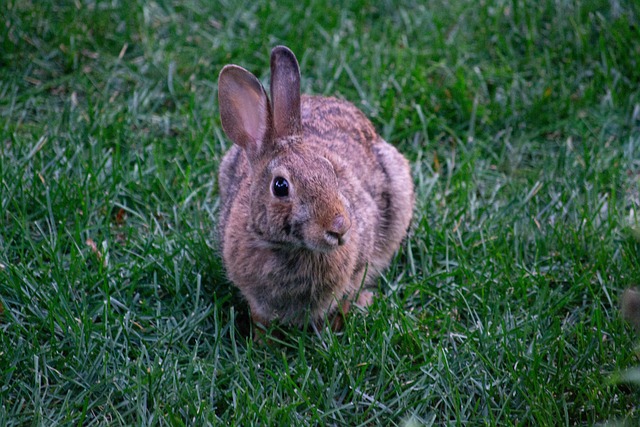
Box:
left=272, top=176, right=289, bottom=197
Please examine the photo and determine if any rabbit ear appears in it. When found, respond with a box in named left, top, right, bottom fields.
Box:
left=270, top=46, right=302, bottom=138
left=218, top=65, right=272, bottom=158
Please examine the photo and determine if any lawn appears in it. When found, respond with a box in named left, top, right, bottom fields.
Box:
left=1, top=0, right=640, bottom=425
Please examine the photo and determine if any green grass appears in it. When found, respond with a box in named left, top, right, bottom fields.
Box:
left=1, top=0, right=640, bottom=425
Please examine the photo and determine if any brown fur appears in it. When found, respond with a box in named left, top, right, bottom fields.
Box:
left=217, top=46, right=414, bottom=330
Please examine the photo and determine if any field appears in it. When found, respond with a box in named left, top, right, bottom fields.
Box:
left=1, top=0, right=640, bottom=425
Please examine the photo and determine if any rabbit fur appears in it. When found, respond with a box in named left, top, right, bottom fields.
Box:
left=217, top=46, right=414, bottom=330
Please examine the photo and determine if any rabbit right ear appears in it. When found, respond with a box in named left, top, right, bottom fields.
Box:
left=218, top=65, right=272, bottom=159
left=270, top=46, right=302, bottom=138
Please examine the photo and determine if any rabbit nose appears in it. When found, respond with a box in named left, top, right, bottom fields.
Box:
left=325, top=213, right=351, bottom=246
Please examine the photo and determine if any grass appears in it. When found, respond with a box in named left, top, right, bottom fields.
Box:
left=1, top=0, right=640, bottom=425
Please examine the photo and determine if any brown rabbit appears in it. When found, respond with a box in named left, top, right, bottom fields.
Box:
left=217, top=46, right=414, bottom=331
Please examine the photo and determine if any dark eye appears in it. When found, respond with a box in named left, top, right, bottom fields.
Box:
left=272, top=176, right=289, bottom=197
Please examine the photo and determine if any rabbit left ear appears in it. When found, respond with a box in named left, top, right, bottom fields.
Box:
left=270, top=46, right=302, bottom=139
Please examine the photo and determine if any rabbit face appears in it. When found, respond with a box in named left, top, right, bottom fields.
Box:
left=249, top=147, right=352, bottom=253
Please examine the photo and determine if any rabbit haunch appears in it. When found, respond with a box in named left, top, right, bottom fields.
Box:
left=217, top=46, right=414, bottom=329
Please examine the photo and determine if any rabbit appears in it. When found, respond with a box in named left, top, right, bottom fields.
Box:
left=217, top=46, right=414, bottom=331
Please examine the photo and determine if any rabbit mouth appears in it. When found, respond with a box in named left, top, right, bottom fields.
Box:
left=324, top=229, right=349, bottom=247
left=310, top=227, right=349, bottom=253
left=318, top=210, right=352, bottom=250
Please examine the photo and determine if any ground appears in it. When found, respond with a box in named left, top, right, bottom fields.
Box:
left=1, top=0, right=640, bottom=425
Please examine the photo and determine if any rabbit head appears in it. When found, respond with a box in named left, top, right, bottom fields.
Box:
left=218, top=46, right=353, bottom=253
